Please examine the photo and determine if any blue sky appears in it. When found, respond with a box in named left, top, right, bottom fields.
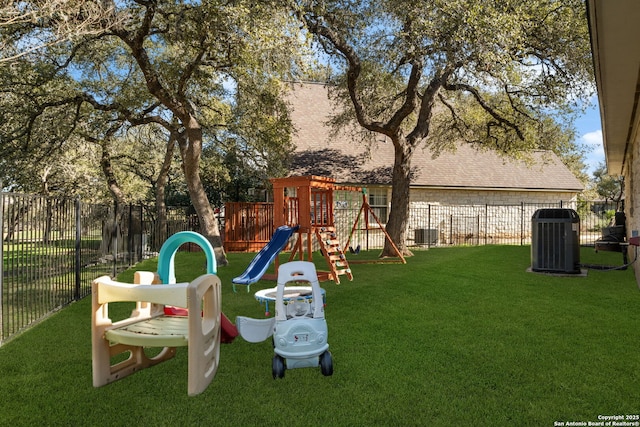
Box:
left=575, top=97, right=604, bottom=176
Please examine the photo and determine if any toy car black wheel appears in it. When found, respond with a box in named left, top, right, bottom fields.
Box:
left=320, top=350, right=333, bottom=376
left=272, top=355, right=285, bottom=379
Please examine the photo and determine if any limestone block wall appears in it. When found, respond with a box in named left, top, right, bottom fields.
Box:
left=408, top=189, right=578, bottom=246
left=409, top=188, right=578, bottom=206
left=625, top=136, right=639, bottom=283
left=334, top=187, right=580, bottom=249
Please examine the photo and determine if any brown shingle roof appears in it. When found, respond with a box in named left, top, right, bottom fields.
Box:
left=286, top=82, right=584, bottom=192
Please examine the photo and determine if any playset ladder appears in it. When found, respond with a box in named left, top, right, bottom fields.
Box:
left=315, top=226, right=353, bottom=284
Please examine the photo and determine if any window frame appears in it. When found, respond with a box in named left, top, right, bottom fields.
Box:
left=367, top=188, right=389, bottom=226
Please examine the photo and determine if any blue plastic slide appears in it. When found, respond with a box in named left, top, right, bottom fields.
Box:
left=232, top=225, right=299, bottom=292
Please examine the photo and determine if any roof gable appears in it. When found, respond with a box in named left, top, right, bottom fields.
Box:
left=286, top=82, right=584, bottom=192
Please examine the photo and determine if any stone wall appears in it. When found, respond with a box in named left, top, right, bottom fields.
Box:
left=409, top=188, right=578, bottom=206
left=335, top=187, right=580, bottom=249
left=625, top=136, right=638, bottom=283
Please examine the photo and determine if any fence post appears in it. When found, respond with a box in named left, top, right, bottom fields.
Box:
left=74, top=198, right=81, bottom=301
left=449, top=214, right=453, bottom=244
left=0, top=184, right=4, bottom=340
left=484, top=204, right=488, bottom=245
left=112, top=204, right=118, bottom=278
left=520, top=202, right=525, bottom=246
left=128, top=204, right=132, bottom=268
left=140, top=204, right=144, bottom=262
left=427, top=204, right=431, bottom=248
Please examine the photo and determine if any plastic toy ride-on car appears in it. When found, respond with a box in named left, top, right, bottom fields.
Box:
left=271, top=261, right=333, bottom=379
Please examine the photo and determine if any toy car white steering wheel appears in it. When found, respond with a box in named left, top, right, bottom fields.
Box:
left=288, top=298, right=310, bottom=318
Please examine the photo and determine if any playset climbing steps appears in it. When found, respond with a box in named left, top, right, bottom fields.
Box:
left=315, top=226, right=353, bottom=284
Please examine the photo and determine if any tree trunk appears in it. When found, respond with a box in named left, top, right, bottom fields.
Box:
left=100, top=138, right=127, bottom=206
left=154, top=182, right=167, bottom=251
left=111, top=18, right=228, bottom=265
left=181, top=118, right=228, bottom=266
left=153, top=135, right=175, bottom=250
left=382, top=137, right=414, bottom=257
left=99, top=138, right=126, bottom=255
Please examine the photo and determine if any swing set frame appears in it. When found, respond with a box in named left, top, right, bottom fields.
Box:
left=343, top=189, right=406, bottom=264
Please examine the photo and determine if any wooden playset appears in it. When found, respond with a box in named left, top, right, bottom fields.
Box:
left=270, top=175, right=356, bottom=283
left=224, top=175, right=406, bottom=279
left=343, top=188, right=406, bottom=264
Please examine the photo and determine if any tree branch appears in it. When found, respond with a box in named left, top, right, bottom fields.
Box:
left=0, top=0, right=126, bottom=63
left=301, top=13, right=386, bottom=134
left=443, top=81, right=525, bottom=141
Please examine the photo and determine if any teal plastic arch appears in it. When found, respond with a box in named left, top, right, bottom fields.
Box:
left=157, top=231, right=217, bottom=284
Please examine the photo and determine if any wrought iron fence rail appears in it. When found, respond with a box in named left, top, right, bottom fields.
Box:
left=333, top=201, right=613, bottom=250
left=0, top=192, right=617, bottom=344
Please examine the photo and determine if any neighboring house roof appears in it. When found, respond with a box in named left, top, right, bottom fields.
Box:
left=286, top=82, right=584, bottom=192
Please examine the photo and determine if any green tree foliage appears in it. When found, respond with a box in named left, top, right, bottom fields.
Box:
left=296, top=0, right=594, bottom=256
left=592, top=163, right=624, bottom=208
left=0, top=1, right=125, bottom=63
left=1, top=0, right=304, bottom=264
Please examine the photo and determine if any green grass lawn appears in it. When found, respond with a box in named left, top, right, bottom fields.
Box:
left=1, top=245, right=639, bottom=426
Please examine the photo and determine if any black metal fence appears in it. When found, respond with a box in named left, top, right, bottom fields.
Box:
left=333, top=200, right=617, bottom=251
left=0, top=190, right=618, bottom=344
left=0, top=193, right=195, bottom=344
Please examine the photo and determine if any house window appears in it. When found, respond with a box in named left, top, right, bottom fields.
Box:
left=368, top=188, right=388, bottom=224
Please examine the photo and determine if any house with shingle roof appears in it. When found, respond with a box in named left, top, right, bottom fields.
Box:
left=285, top=82, right=583, bottom=211
left=224, top=82, right=585, bottom=250
left=277, top=81, right=585, bottom=247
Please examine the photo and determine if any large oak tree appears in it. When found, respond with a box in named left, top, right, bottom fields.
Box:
left=297, top=0, right=594, bottom=256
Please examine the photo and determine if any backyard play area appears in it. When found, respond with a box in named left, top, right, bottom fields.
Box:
left=0, top=244, right=639, bottom=426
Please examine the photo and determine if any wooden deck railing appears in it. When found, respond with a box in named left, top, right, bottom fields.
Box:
left=224, top=202, right=275, bottom=252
